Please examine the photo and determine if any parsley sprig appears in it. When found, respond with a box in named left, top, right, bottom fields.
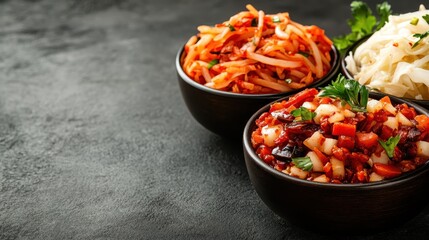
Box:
left=319, top=74, right=369, bottom=112
left=292, top=156, right=313, bottom=171
left=291, top=107, right=316, bottom=121
left=378, top=135, right=400, bottom=158
left=333, top=1, right=391, bottom=52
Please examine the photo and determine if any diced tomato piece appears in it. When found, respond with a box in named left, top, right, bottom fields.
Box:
left=356, top=170, right=367, bottom=182
left=415, top=115, right=429, bottom=132
left=379, top=96, right=391, bottom=104
left=379, top=125, right=394, bottom=140
left=374, top=109, right=388, bottom=122
left=313, top=147, right=329, bottom=164
left=332, top=122, right=356, bottom=137
left=373, top=163, right=402, bottom=178
left=355, top=132, right=379, bottom=149
left=323, top=162, right=333, bottom=178
left=269, top=102, right=285, bottom=112
left=397, top=103, right=417, bottom=119
left=257, top=145, right=272, bottom=156
left=318, top=97, right=332, bottom=105
left=337, top=135, right=355, bottom=150
left=349, top=152, right=370, bottom=164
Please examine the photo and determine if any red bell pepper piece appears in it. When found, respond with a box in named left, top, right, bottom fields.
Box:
left=332, top=122, right=356, bottom=137
left=373, top=163, right=402, bottom=178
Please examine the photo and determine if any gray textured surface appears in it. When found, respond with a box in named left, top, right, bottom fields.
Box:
left=0, top=0, right=428, bottom=239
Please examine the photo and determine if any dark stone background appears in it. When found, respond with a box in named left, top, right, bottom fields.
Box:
left=0, top=0, right=428, bottom=239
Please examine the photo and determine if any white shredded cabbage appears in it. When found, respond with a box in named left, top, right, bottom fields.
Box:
left=345, top=4, right=429, bottom=100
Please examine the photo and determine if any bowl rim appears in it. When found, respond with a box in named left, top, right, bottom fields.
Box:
left=176, top=43, right=341, bottom=99
left=341, top=35, right=429, bottom=104
left=243, top=91, right=429, bottom=189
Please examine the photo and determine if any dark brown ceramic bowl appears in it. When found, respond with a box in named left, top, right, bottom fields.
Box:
left=341, top=36, right=429, bottom=108
left=176, top=45, right=340, bottom=138
left=243, top=92, right=429, bottom=233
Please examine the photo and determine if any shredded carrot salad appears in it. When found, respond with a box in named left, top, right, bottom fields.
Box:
left=182, top=4, right=334, bottom=94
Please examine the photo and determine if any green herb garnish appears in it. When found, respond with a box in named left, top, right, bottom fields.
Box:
left=292, top=156, right=313, bottom=171
left=423, top=14, right=429, bottom=24
left=412, top=31, right=429, bottom=48
left=207, top=59, right=219, bottom=69
left=411, top=14, right=429, bottom=48
left=319, top=74, right=369, bottom=112
left=378, top=135, right=400, bottom=158
left=227, top=23, right=235, bottom=32
left=333, top=1, right=392, bottom=52
left=291, top=107, right=316, bottom=121
left=298, top=51, right=309, bottom=57
left=272, top=16, right=281, bottom=23
left=285, top=78, right=292, bottom=84
left=410, top=17, right=419, bottom=26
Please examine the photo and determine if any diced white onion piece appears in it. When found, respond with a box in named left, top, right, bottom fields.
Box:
left=370, top=150, right=390, bottom=165
left=301, top=101, right=317, bottom=111
left=314, top=104, right=339, bottom=124
left=290, top=166, right=308, bottom=179
left=383, top=103, right=397, bottom=115
left=303, top=131, right=325, bottom=150
left=383, top=116, right=399, bottom=130
left=367, top=99, right=383, bottom=113
left=313, top=174, right=330, bottom=183
left=321, top=138, right=338, bottom=155
left=396, top=112, right=413, bottom=126
left=369, top=172, right=384, bottom=182
left=328, top=112, right=345, bottom=123
left=306, top=151, right=324, bottom=172
left=261, top=124, right=282, bottom=147
left=343, top=109, right=356, bottom=118
left=416, top=141, right=429, bottom=158
left=330, top=157, right=345, bottom=180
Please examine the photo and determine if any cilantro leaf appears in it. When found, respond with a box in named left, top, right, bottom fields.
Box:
left=207, top=59, right=219, bottom=69
left=227, top=23, right=235, bottom=32
left=291, top=107, right=316, bottom=121
left=423, top=14, right=429, bottom=24
left=292, top=156, right=313, bottom=171
left=378, top=135, right=400, bottom=158
left=319, top=74, right=369, bottom=112
left=376, top=1, right=392, bottom=30
left=298, top=51, right=310, bottom=57
left=412, top=31, right=429, bottom=48
left=333, top=1, right=392, bottom=52
left=348, top=1, right=377, bottom=35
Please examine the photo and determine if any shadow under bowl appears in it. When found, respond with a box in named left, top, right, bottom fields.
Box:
left=341, top=36, right=429, bottom=108
left=243, top=92, right=429, bottom=233
left=176, top=45, right=340, bottom=138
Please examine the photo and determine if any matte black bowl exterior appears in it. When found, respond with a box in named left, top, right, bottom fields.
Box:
left=341, top=36, right=429, bottom=108
left=176, top=45, right=340, bottom=138
left=243, top=92, right=429, bottom=233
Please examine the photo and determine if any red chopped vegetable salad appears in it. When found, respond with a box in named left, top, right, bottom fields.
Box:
left=251, top=75, right=429, bottom=183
